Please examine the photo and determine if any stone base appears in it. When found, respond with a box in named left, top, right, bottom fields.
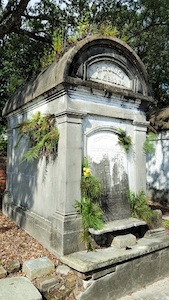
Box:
left=61, top=232, right=169, bottom=300
left=2, top=196, right=84, bottom=257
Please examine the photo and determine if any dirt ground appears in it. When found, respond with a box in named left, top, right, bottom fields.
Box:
left=0, top=209, right=59, bottom=273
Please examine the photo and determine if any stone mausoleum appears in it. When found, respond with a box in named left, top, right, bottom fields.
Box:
left=3, top=36, right=153, bottom=256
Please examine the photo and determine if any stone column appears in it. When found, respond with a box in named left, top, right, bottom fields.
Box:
left=133, top=121, right=149, bottom=194
left=51, top=112, right=84, bottom=256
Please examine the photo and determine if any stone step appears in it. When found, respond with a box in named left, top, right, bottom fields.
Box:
left=61, top=233, right=169, bottom=273
left=89, top=217, right=147, bottom=235
left=0, top=277, right=42, bottom=300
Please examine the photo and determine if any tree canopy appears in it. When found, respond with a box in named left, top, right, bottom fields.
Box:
left=0, top=0, right=169, bottom=121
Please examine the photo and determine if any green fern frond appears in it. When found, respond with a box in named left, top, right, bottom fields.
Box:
left=75, top=197, right=104, bottom=251
left=143, top=132, right=156, bottom=154
left=118, top=128, right=132, bottom=153
left=16, top=112, right=59, bottom=162
left=127, top=190, right=156, bottom=227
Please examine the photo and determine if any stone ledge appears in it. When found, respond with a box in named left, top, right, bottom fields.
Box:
left=61, top=233, right=169, bottom=273
left=89, top=217, right=146, bottom=235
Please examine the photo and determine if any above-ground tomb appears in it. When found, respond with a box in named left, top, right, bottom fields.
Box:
left=3, top=36, right=153, bottom=256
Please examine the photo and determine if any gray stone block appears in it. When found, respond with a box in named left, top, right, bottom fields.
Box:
left=7, top=260, right=20, bottom=273
left=56, top=265, right=71, bottom=275
left=36, top=276, right=59, bottom=292
left=22, top=257, right=55, bottom=280
left=111, top=234, right=137, bottom=248
left=0, top=266, right=7, bottom=279
left=0, top=277, right=42, bottom=300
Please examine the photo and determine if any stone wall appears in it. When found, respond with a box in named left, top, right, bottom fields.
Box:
left=146, top=131, right=169, bottom=205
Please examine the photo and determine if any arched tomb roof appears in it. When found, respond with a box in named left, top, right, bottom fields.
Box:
left=3, top=35, right=153, bottom=116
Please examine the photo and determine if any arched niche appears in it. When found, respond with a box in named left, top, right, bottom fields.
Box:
left=86, top=126, right=131, bottom=221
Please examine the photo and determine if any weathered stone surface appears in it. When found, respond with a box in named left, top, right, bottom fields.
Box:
left=0, top=266, right=7, bottom=279
left=144, top=227, right=166, bottom=238
left=0, top=277, right=42, bottom=300
left=61, top=234, right=169, bottom=273
left=119, top=276, right=169, bottom=300
left=36, top=276, right=60, bottom=292
left=76, top=247, right=169, bottom=300
left=89, top=218, right=146, bottom=235
left=22, top=257, right=55, bottom=280
left=92, top=266, right=116, bottom=280
left=111, top=234, right=136, bottom=249
left=56, top=265, right=71, bottom=275
left=152, top=209, right=163, bottom=228
left=7, top=260, right=20, bottom=273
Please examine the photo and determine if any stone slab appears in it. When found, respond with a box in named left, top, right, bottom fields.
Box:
left=61, top=234, right=169, bottom=273
left=22, top=257, right=55, bottom=280
left=89, top=217, right=146, bottom=235
left=0, top=277, right=42, bottom=300
left=112, top=234, right=136, bottom=248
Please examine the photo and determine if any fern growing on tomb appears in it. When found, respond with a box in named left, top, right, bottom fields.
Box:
left=117, top=128, right=132, bottom=153
left=16, top=112, right=59, bottom=162
left=127, top=190, right=156, bottom=227
left=74, top=158, right=104, bottom=251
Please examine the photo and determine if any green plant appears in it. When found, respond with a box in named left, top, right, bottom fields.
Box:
left=143, top=132, right=157, bottom=154
left=40, top=30, right=63, bottom=68
left=118, top=128, right=132, bottom=153
left=75, top=197, right=104, bottom=251
left=75, top=158, right=104, bottom=251
left=127, top=190, right=156, bottom=227
left=16, top=112, right=59, bottom=162
left=163, top=220, right=169, bottom=227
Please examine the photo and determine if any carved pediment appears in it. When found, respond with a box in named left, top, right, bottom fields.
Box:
left=87, top=61, right=132, bottom=90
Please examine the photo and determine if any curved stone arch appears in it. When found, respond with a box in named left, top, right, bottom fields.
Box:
left=84, top=125, right=119, bottom=156
left=3, top=35, right=153, bottom=116
left=85, top=124, right=130, bottom=221
left=65, top=36, right=152, bottom=97
left=84, top=124, right=129, bottom=161
left=86, top=125, right=120, bottom=138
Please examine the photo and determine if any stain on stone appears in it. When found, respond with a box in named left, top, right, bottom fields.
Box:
left=91, top=155, right=131, bottom=222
